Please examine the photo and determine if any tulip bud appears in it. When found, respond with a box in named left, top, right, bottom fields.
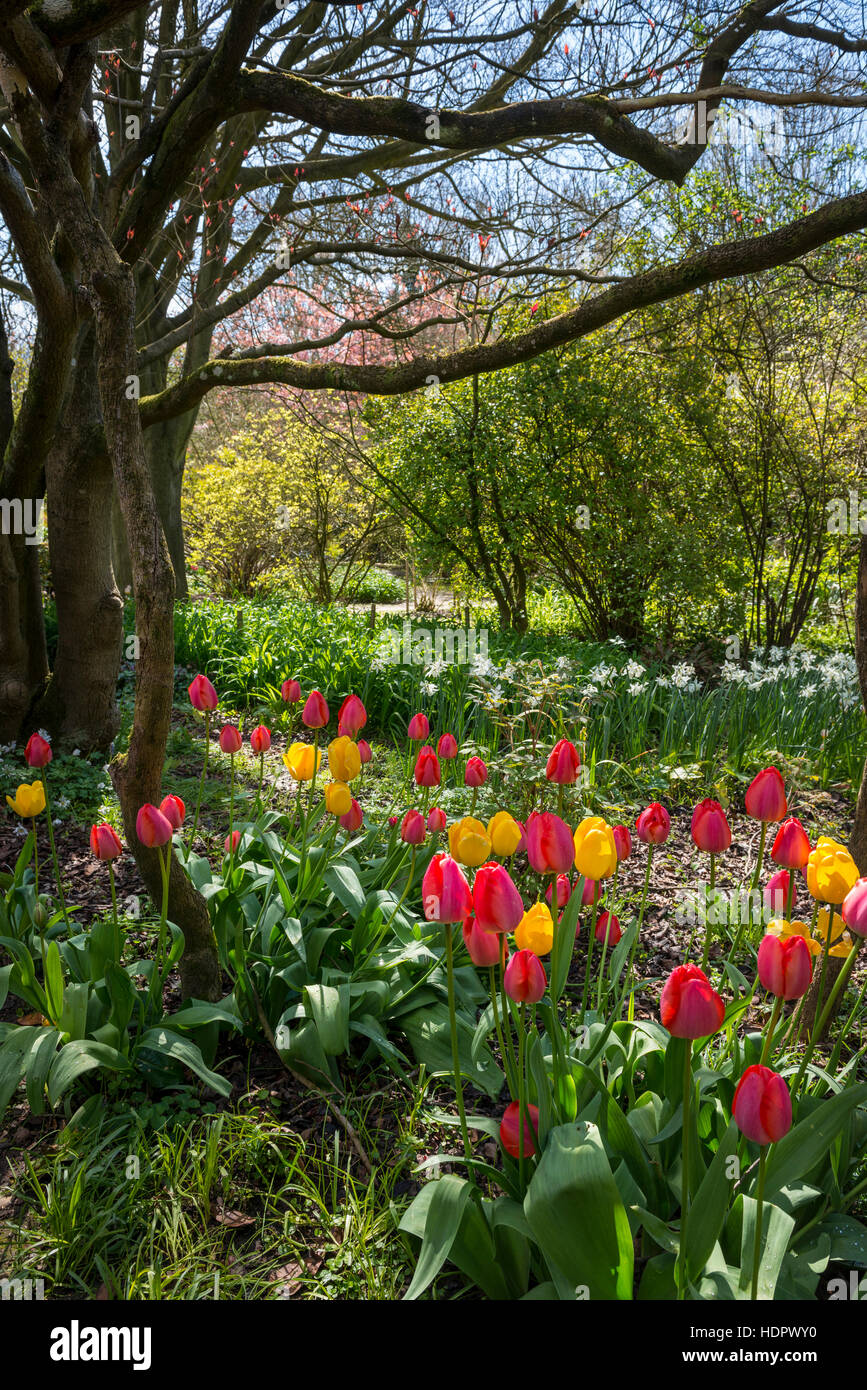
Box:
left=636, top=802, right=671, bottom=845
left=407, top=712, right=430, bottom=741
left=545, top=737, right=581, bottom=785
left=525, top=811, right=575, bottom=875
left=763, top=868, right=792, bottom=919
left=24, top=732, right=52, bottom=768
left=281, top=678, right=301, bottom=703
left=136, top=803, right=173, bottom=848
left=90, top=822, right=123, bottom=860
left=771, top=816, right=811, bottom=870
left=188, top=674, right=218, bottom=711
left=448, top=816, right=492, bottom=867
left=573, top=816, right=618, bottom=880
left=595, top=910, right=621, bottom=946
left=690, top=799, right=732, bottom=854
left=437, top=732, right=459, bottom=759
left=224, top=830, right=241, bottom=854
left=515, top=901, right=554, bottom=955
left=302, top=690, right=329, bottom=728
left=504, top=948, right=547, bottom=1003
left=612, top=824, right=632, bottom=861
left=464, top=756, right=488, bottom=787
left=219, top=725, right=242, bottom=754
left=324, top=782, right=352, bottom=816
left=32, top=900, right=49, bottom=929
left=580, top=877, right=600, bottom=906
left=328, top=735, right=361, bottom=782
left=462, top=913, right=503, bottom=968
left=427, top=806, right=447, bottom=833
left=422, top=854, right=472, bottom=922
left=400, top=809, right=426, bottom=845
left=757, top=932, right=812, bottom=1000
left=414, top=746, right=441, bottom=787
left=159, top=794, right=185, bottom=830
left=660, top=963, right=724, bottom=1039
left=499, top=1100, right=540, bottom=1158
left=337, top=694, right=367, bottom=738
left=249, top=725, right=271, bottom=754
left=488, top=811, right=522, bottom=857
left=357, top=739, right=373, bottom=764
left=545, top=873, right=572, bottom=909
left=339, top=798, right=364, bottom=832
left=732, top=1065, right=792, bottom=1144
left=745, top=766, right=787, bottom=823
left=473, top=861, right=524, bottom=934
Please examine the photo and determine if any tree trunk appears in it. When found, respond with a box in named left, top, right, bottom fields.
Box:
left=0, top=531, right=48, bottom=740
left=849, top=533, right=867, bottom=873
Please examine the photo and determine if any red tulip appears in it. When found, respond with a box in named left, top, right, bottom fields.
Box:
left=732, top=1065, right=792, bottom=1144
left=499, top=1100, right=540, bottom=1158
left=595, top=910, right=621, bottom=946
left=340, top=798, right=364, bottom=832
left=771, top=816, right=811, bottom=870
left=302, top=690, right=329, bottom=728
left=90, top=823, right=122, bottom=860
left=338, top=694, right=367, bottom=738
left=387, top=815, right=398, bottom=828
left=427, top=806, right=447, bottom=832
left=660, top=964, right=725, bottom=1039
left=247, top=725, right=270, bottom=754
left=224, top=830, right=241, bottom=854
left=545, top=738, right=581, bottom=784
left=24, top=732, right=52, bottom=768
left=159, top=794, right=185, bottom=831
left=636, top=802, right=671, bottom=845
left=188, top=674, right=218, bottom=711
left=504, top=949, right=547, bottom=1003
left=400, top=809, right=426, bottom=845
left=357, top=739, right=372, bottom=764
left=219, top=724, right=242, bottom=754
left=842, top=877, right=867, bottom=938
left=422, top=854, right=472, bottom=923
left=691, top=799, right=732, bottom=854
left=407, top=712, right=430, bottom=741
left=612, top=824, right=632, bottom=861
left=462, top=913, right=503, bottom=968
left=437, top=732, right=459, bottom=759
left=464, top=756, right=488, bottom=787
left=763, top=869, right=792, bottom=918
left=472, top=861, right=524, bottom=934
left=525, top=811, right=575, bottom=875
left=757, top=933, right=812, bottom=1000
left=580, top=877, right=601, bottom=906
left=745, top=766, right=787, bottom=823
left=545, top=873, right=572, bottom=909
left=414, top=746, right=442, bottom=787
left=136, top=803, right=173, bottom=848
left=281, top=678, right=301, bottom=703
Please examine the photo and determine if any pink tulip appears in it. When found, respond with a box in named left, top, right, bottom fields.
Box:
left=422, top=854, right=472, bottom=923
left=340, top=798, right=364, bottom=832
left=219, top=725, right=242, bottom=754
left=427, top=806, right=447, bottom=832
left=757, top=933, right=812, bottom=1000
left=357, top=739, right=372, bottom=764
left=472, top=861, right=524, bottom=934
left=612, top=824, right=632, bottom=861
left=25, top=732, right=52, bottom=768
left=464, top=756, right=488, bottom=787
left=545, top=738, right=581, bottom=785
left=188, top=674, right=218, bottom=711
left=504, top=949, right=547, bottom=1003
left=224, top=830, right=241, bottom=854
left=732, top=1065, right=792, bottom=1144
left=636, top=802, right=671, bottom=845
left=499, top=1100, right=540, bottom=1158
left=437, top=732, right=459, bottom=759
left=771, top=816, right=811, bottom=870
left=763, top=868, right=792, bottom=918
left=249, top=725, right=271, bottom=754
left=136, top=803, right=173, bottom=849
left=338, top=694, right=367, bottom=738
left=159, top=794, right=185, bottom=831
left=525, top=811, right=575, bottom=875
left=842, top=877, right=867, bottom=938
left=407, top=712, right=430, bottom=741
left=414, top=746, right=442, bottom=787
left=302, top=690, right=329, bottom=728
left=660, top=964, right=724, bottom=1039
left=400, top=809, right=426, bottom=845
left=462, top=913, right=503, bottom=968
left=281, top=678, right=301, bottom=703
left=745, top=767, right=787, bottom=823
left=90, top=823, right=122, bottom=860
left=691, top=799, right=732, bottom=854
left=580, top=877, right=601, bottom=906
left=545, top=873, right=572, bottom=909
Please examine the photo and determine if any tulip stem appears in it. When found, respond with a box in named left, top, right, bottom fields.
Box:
left=41, top=772, right=71, bottom=930
left=108, top=861, right=121, bottom=962
left=625, top=846, right=653, bottom=1021
left=490, top=965, right=517, bottom=1098
left=498, top=937, right=520, bottom=1087
left=580, top=893, right=599, bottom=1024
left=678, top=1041, right=693, bottom=1300
left=31, top=818, right=38, bottom=899
left=228, top=752, right=236, bottom=874
left=189, top=710, right=210, bottom=849
left=701, top=855, right=715, bottom=972
left=751, top=1147, right=768, bottom=1301
left=149, top=844, right=171, bottom=1012
left=785, top=871, right=795, bottom=922
left=517, top=1000, right=527, bottom=1192
left=595, top=919, right=612, bottom=1015
left=444, top=922, right=474, bottom=1177
left=254, top=752, right=265, bottom=818
left=760, top=997, right=782, bottom=1066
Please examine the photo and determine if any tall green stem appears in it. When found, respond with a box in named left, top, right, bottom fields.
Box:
left=678, top=1041, right=693, bottom=1300
left=444, top=922, right=473, bottom=1174
left=41, top=772, right=70, bottom=929
left=625, top=846, right=653, bottom=1021
left=751, top=1147, right=768, bottom=1301
left=189, top=709, right=211, bottom=849
left=701, top=854, right=716, bottom=972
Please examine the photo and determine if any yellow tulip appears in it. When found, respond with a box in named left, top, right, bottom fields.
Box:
left=813, top=907, right=853, bottom=957
left=324, top=782, right=352, bottom=816
left=328, top=735, right=361, bottom=783
left=573, top=816, right=618, bottom=881
left=488, top=811, right=522, bottom=857
left=283, top=742, right=322, bottom=782
left=806, top=837, right=859, bottom=904
left=6, top=781, right=46, bottom=819
left=514, top=901, right=554, bottom=956
left=448, top=816, right=492, bottom=868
